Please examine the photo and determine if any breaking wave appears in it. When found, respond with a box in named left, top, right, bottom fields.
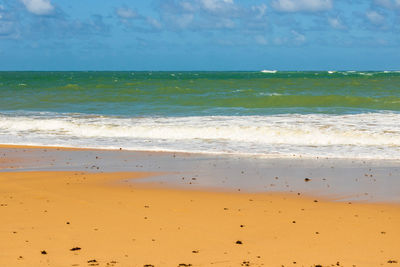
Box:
left=1, top=112, right=399, bottom=159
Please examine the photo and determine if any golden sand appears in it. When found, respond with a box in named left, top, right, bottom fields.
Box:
left=1, top=168, right=399, bottom=267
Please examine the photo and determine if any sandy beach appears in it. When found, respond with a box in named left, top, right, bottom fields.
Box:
left=0, top=145, right=399, bottom=267
left=3, top=0, right=400, bottom=264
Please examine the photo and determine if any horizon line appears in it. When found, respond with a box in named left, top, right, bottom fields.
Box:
left=0, top=69, right=399, bottom=72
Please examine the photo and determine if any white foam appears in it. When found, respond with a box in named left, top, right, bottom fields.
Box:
left=383, top=70, right=400, bottom=74
left=1, top=113, right=400, bottom=159
left=260, top=70, right=278, bottom=74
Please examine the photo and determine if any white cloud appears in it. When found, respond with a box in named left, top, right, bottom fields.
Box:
left=180, top=1, right=196, bottom=12
left=374, top=0, right=400, bottom=9
left=328, top=17, right=345, bottom=29
left=147, top=17, right=162, bottom=29
left=173, top=14, right=194, bottom=28
left=215, top=18, right=235, bottom=28
left=155, top=0, right=270, bottom=33
left=252, top=4, right=267, bottom=18
left=366, top=10, right=385, bottom=25
left=255, top=35, right=268, bottom=45
left=200, top=0, right=234, bottom=12
left=269, top=31, right=306, bottom=46
left=21, top=0, right=54, bottom=15
left=291, top=30, right=306, bottom=44
left=272, top=0, right=332, bottom=12
left=116, top=7, right=137, bottom=19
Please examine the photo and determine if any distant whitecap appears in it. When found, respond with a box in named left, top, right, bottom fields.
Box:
left=260, top=70, right=277, bottom=73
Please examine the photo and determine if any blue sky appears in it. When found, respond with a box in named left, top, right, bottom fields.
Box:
left=0, top=0, right=399, bottom=70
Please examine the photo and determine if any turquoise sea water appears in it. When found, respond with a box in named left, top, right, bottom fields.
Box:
left=1, top=71, right=399, bottom=159
left=1, top=71, right=400, bottom=115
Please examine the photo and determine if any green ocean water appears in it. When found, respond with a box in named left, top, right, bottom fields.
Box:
left=0, top=71, right=400, bottom=159
left=0, top=71, right=399, bottom=116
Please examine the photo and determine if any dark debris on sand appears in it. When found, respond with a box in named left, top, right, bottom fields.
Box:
left=88, top=259, right=99, bottom=266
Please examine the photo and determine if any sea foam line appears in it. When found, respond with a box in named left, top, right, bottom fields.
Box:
left=1, top=113, right=400, bottom=159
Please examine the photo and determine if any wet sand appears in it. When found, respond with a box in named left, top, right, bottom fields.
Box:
left=1, top=144, right=400, bottom=202
left=1, top=145, right=400, bottom=266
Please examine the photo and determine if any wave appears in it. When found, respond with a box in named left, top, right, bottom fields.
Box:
left=337, top=70, right=400, bottom=76
left=1, top=112, right=399, bottom=159
left=260, top=70, right=278, bottom=73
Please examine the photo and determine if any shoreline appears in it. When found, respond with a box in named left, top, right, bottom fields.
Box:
left=1, top=143, right=400, bottom=162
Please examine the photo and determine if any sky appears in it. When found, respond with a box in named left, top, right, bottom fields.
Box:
left=0, top=0, right=400, bottom=70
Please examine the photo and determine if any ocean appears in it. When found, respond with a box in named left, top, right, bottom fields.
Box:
left=0, top=71, right=399, bottom=159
